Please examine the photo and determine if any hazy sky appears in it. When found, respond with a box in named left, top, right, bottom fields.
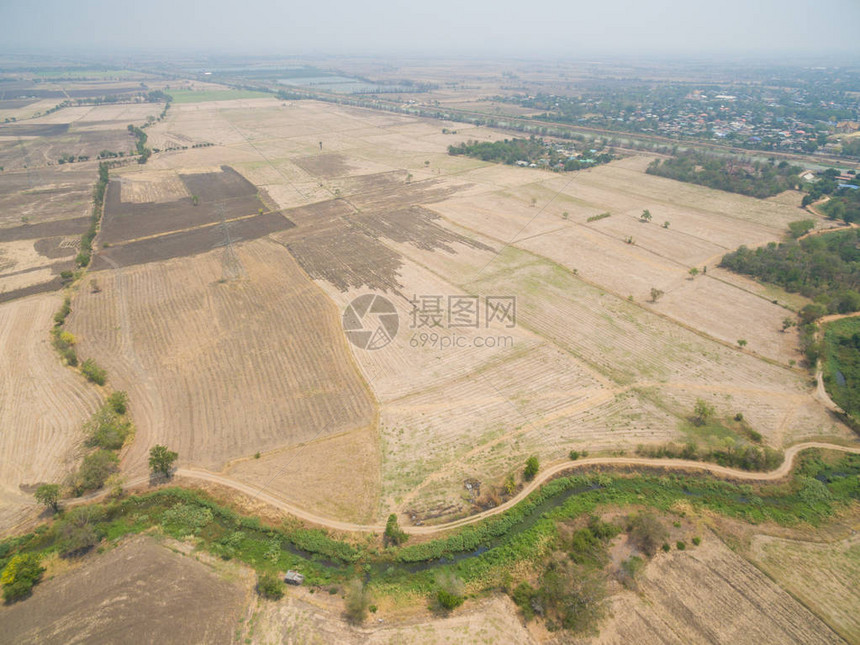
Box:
left=2, top=0, right=858, bottom=58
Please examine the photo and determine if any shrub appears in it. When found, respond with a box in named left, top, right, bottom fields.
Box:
left=619, top=555, right=644, bottom=588
left=676, top=541, right=686, bottom=550
left=76, top=449, right=119, bottom=493
left=59, top=331, right=77, bottom=346
left=511, top=581, right=538, bottom=620
left=524, top=456, right=540, bottom=481
left=106, top=391, right=128, bottom=415
left=569, top=450, right=580, bottom=460
left=627, top=513, right=667, bottom=557
left=662, top=543, right=671, bottom=552
left=57, top=506, right=104, bottom=557
left=434, top=571, right=465, bottom=612
left=692, top=536, right=701, bottom=546
left=1, top=553, right=44, bottom=602
left=436, top=588, right=465, bottom=611
left=53, top=297, right=71, bottom=326
left=81, top=359, right=107, bottom=385
left=384, top=513, right=408, bottom=546
left=256, top=571, right=284, bottom=600
left=84, top=406, right=132, bottom=450
left=586, top=212, right=610, bottom=223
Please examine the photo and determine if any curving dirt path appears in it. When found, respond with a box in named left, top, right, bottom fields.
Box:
left=64, top=441, right=860, bottom=537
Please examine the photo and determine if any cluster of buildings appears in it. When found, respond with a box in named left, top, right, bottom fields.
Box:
left=507, top=87, right=860, bottom=157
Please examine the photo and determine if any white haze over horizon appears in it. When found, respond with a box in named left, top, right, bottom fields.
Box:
left=1, top=0, right=858, bottom=60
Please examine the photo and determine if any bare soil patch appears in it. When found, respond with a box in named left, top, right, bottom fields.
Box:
left=92, top=211, right=294, bottom=269
left=0, top=537, right=247, bottom=645
left=292, top=152, right=355, bottom=178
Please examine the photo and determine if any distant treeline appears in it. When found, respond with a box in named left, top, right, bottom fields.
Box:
left=646, top=152, right=801, bottom=198
left=448, top=137, right=613, bottom=171
left=720, top=231, right=860, bottom=311
left=448, top=138, right=547, bottom=164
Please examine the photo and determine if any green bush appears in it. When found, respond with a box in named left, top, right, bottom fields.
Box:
left=84, top=406, right=132, bottom=450
left=511, top=581, right=538, bottom=620
left=676, top=541, right=686, bottom=550
left=1, top=553, right=44, bottom=602
left=524, top=456, right=540, bottom=481
left=692, top=536, right=701, bottom=546
left=76, top=449, right=119, bottom=493
left=436, top=588, right=465, bottom=611
left=384, top=514, right=408, bottom=546
left=81, top=359, right=107, bottom=385
left=57, top=506, right=104, bottom=557
left=256, top=571, right=284, bottom=600
left=106, top=391, right=128, bottom=415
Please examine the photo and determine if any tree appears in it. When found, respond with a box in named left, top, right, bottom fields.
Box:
left=524, top=455, right=540, bottom=481
left=384, top=513, right=408, bottom=546
left=58, top=506, right=104, bottom=557
left=256, top=571, right=285, bottom=600
left=34, top=483, right=60, bottom=513
left=1, top=553, right=44, bottom=603
left=693, top=398, right=715, bottom=426
left=640, top=209, right=652, bottom=223
left=688, top=267, right=699, bottom=279
left=737, top=339, right=747, bottom=348
left=782, top=317, right=796, bottom=332
left=649, top=287, right=664, bottom=303
left=662, top=221, right=670, bottom=229
left=344, top=579, right=370, bottom=624
left=149, top=444, right=178, bottom=478
left=627, top=513, right=667, bottom=557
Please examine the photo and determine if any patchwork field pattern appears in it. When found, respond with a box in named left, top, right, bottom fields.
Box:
left=75, top=98, right=850, bottom=524
left=3, top=93, right=852, bottom=531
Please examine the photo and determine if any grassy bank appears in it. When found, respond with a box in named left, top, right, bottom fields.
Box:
left=823, top=317, right=860, bottom=421
left=2, top=450, right=857, bottom=596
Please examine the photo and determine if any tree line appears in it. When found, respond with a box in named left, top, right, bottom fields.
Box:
left=646, top=152, right=801, bottom=198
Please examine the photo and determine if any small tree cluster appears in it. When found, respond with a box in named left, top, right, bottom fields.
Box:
left=149, top=444, right=178, bottom=478
left=256, top=571, right=285, bottom=600
left=523, top=456, right=540, bottom=481
left=384, top=513, right=408, bottom=546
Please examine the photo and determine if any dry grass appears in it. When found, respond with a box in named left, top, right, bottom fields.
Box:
left=748, top=533, right=860, bottom=643
left=0, top=293, right=101, bottom=529
left=66, top=238, right=376, bottom=477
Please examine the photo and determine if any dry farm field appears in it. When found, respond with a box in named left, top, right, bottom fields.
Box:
left=0, top=537, right=248, bottom=644
left=1, top=87, right=857, bottom=532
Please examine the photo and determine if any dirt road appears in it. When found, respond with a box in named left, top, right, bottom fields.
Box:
left=64, top=441, right=860, bottom=537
